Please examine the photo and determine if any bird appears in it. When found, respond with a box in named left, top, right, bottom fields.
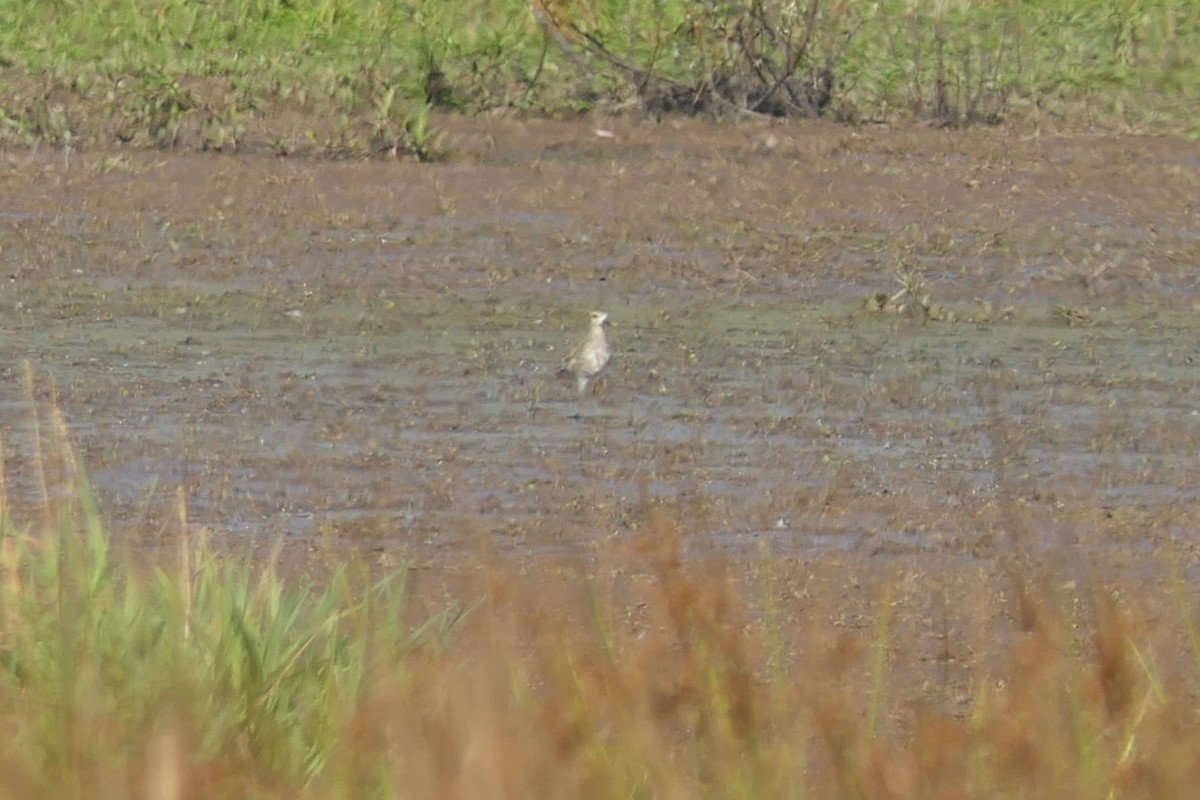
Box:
left=561, top=310, right=611, bottom=394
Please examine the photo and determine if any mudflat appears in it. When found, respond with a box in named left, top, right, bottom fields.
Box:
left=1, top=118, right=1198, bottom=688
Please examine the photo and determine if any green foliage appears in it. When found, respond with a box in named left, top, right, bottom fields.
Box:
left=0, top=415, right=460, bottom=794
left=1, top=394, right=1200, bottom=796
left=0, top=0, right=1195, bottom=149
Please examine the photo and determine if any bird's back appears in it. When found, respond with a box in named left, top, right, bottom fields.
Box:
left=569, top=326, right=609, bottom=376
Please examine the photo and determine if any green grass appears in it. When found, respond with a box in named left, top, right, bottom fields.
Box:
left=0, top=0, right=1196, bottom=154
left=0, top=392, right=464, bottom=796
left=4, top=387, right=1200, bottom=796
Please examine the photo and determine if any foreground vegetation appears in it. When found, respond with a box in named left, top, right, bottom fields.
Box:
left=0, top=381, right=1199, bottom=798
left=0, top=0, right=1196, bottom=156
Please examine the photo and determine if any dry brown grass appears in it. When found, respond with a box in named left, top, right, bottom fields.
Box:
left=281, top=510, right=1200, bottom=800
left=1, top=482, right=1199, bottom=798
left=2, top=378, right=1200, bottom=798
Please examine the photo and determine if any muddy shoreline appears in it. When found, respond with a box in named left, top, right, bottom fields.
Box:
left=0, top=120, right=1197, bottom=599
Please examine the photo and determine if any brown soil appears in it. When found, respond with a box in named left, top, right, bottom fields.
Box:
left=2, top=116, right=1200, bottom=707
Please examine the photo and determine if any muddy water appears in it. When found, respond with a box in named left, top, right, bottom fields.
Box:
left=1, top=119, right=1199, bottom=571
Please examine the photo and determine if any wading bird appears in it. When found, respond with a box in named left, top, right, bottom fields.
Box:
left=562, top=310, right=611, bottom=394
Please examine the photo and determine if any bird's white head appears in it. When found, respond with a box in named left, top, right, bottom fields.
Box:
left=589, top=310, right=610, bottom=327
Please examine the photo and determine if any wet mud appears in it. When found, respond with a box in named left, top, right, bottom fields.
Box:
left=1, top=119, right=1199, bottom=617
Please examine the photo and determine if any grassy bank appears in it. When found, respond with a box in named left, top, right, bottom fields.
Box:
left=0, top=0, right=1196, bottom=155
left=1, top=383, right=1200, bottom=798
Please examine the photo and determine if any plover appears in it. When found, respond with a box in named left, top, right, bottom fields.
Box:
left=562, top=310, right=611, bottom=394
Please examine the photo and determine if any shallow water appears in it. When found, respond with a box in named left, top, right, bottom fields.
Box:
left=1, top=120, right=1199, bottom=568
